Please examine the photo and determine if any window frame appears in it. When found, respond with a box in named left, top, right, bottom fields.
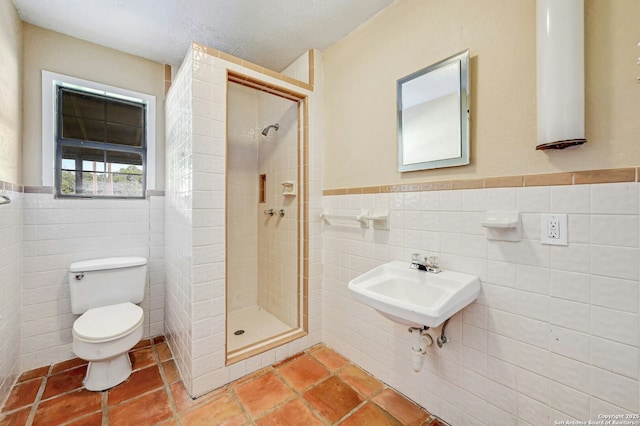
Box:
left=42, top=71, right=156, bottom=198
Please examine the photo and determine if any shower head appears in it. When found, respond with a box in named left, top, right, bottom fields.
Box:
left=261, top=123, right=279, bottom=136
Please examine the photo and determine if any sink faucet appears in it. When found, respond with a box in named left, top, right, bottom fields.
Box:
left=410, top=253, right=441, bottom=273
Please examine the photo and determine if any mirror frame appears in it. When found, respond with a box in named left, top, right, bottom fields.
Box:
left=397, top=49, right=470, bottom=172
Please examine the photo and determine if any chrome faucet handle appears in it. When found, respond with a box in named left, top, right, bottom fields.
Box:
left=410, top=253, right=429, bottom=271
left=427, top=256, right=439, bottom=268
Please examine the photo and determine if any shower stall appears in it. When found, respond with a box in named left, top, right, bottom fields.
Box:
left=226, top=78, right=305, bottom=359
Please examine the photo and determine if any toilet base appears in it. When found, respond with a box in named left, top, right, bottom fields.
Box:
left=83, top=353, right=132, bottom=391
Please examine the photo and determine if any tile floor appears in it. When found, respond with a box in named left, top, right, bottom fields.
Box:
left=0, top=337, right=448, bottom=426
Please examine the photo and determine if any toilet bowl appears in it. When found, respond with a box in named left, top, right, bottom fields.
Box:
left=68, top=257, right=148, bottom=391
left=72, top=302, right=144, bottom=391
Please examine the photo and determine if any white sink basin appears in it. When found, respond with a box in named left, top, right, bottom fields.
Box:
left=347, top=260, right=481, bottom=327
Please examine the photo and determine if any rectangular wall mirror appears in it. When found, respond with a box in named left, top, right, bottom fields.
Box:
left=397, top=49, right=470, bottom=172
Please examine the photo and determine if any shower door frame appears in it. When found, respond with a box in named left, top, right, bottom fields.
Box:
left=225, top=70, right=309, bottom=365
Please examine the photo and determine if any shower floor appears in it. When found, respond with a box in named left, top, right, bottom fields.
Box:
left=227, top=306, right=292, bottom=352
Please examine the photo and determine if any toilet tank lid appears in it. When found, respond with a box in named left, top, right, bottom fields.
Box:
left=70, top=257, right=147, bottom=272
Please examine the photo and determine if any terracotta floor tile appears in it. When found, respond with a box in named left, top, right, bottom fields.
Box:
left=170, top=381, right=225, bottom=413
left=50, top=357, right=87, bottom=374
left=256, top=398, right=324, bottom=426
left=171, top=382, right=200, bottom=413
left=108, top=388, right=173, bottom=425
left=132, top=338, right=152, bottom=350
left=156, top=342, right=173, bottom=361
left=42, top=365, right=87, bottom=399
left=272, top=352, right=305, bottom=369
left=65, top=411, right=103, bottom=426
left=17, top=366, right=49, bottom=383
left=32, top=389, right=101, bottom=425
left=107, top=365, right=163, bottom=406
left=373, top=389, right=429, bottom=426
left=2, top=378, right=42, bottom=411
left=338, top=364, right=384, bottom=398
left=277, top=354, right=330, bottom=392
left=229, top=368, right=268, bottom=390
left=303, top=376, right=364, bottom=423
left=311, top=346, right=349, bottom=371
left=162, top=359, right=181, bottom=383
left=130, top=346, right=157, bottom=371
left=179, top=394, right=247, bottom=426
left=234, top=372, right=293, bottom=417
left=3, top=336, right=436, bottom=426
left=339, top=402, right=401, bottom=426
left=0, top=407, right=30, bottom=426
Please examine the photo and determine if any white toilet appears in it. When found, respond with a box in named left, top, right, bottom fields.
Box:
left=69, top=257, right=148, bottom=391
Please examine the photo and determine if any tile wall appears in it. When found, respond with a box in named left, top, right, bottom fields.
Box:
left=322, top=182, right=640, bottom=425
left=226, top=80, right=300, bottom=327
left=227, top=82, right=259, bottom=312
left=257, top=90, right=300, bottom=327
left=165, top=48, right=198, bottom=395
left=20, top=192, right=165, bottom=371
left=0, top=186, right=21, bottom=408
left=164, top=46, right=323, bottom=398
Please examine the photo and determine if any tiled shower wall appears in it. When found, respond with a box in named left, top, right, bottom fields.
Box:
left=226, top=81, right=300, bottom=328
left=322, top=182, right=640, bottom=425
left=164, top=46, right=323, bottom=398
left=0, top=187, right=21, bottom=408
left=257, top=91, right=299, bottom=327
left=20, top=192, right=165, bottom=371
left=227, top=82, right=259, bottom=312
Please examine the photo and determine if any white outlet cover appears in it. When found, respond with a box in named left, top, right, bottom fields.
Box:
left=541, top=214, right=568, bottom=246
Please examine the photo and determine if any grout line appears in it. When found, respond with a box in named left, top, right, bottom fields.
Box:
left=155, top=340, right=181, bottom=425
left=101, top=391, right=108, bottom=426
left=3, top=340, right=433, bottom=425
left=24, top=376, right=46, bottom=426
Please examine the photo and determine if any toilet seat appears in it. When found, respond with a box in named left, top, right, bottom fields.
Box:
left=73, top=302, right=143, bottom=343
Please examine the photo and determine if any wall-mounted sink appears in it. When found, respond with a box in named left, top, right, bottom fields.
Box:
left=347, top=260, right=480, bottom=327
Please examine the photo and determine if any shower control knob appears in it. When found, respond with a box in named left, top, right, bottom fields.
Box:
left=264, top=209, right=275, bottom=216
left=279, top=209, right=285, bottom=217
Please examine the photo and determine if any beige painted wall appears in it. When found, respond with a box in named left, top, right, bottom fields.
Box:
left=0, top=1, right=23, bottom=185
left=22, top=24, right=166, bottom=189
left=322, top=0, right=640, bottom=189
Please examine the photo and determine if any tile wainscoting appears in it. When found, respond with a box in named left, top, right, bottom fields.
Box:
left=322, top=179, right=640, bottom=425
left=19, top=188, right=166, bottom=371
left=0, top=183, right=22, bottom=413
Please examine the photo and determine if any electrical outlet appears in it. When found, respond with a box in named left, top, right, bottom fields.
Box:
left=541, top=214, right=568, bottom=246
left=548, top=218, right=559, bottom=239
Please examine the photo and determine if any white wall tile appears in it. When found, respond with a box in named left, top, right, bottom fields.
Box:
left=549, top=325, right=590, bottom=363
left=550, top=185, right=590, bottom=214
left=591, top=306, right=638, bottom=346
left=590, top=367, right=639, bottom=412
left=549, top=298, right=590, bottom=333
left=591, top=183, right=638, bottom=215
left=548, top=381, right=590, bottom=420
left=590, top=275, right=638, bottom=313
left=323, top=182, right=639, bottom=425
left=591, top=336, right=638, bottom=380
left=550, top=270, right=590, bottom=303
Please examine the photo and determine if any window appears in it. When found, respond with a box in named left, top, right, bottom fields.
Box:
left=42, top=71, right=156, bottom=198
left=57, top=87, right=146, bottom=198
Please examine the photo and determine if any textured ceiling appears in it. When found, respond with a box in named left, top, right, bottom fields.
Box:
left=12, top=0, right=395, bottom=71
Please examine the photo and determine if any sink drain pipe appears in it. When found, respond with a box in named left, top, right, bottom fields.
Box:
left=408, top=326, right=433, bottom=372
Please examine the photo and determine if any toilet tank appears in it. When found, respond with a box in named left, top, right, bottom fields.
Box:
left=69, top=257, right=148, bottom=314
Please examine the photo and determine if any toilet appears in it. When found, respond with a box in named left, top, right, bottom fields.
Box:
left=69, top=257, right=147, bottom=391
